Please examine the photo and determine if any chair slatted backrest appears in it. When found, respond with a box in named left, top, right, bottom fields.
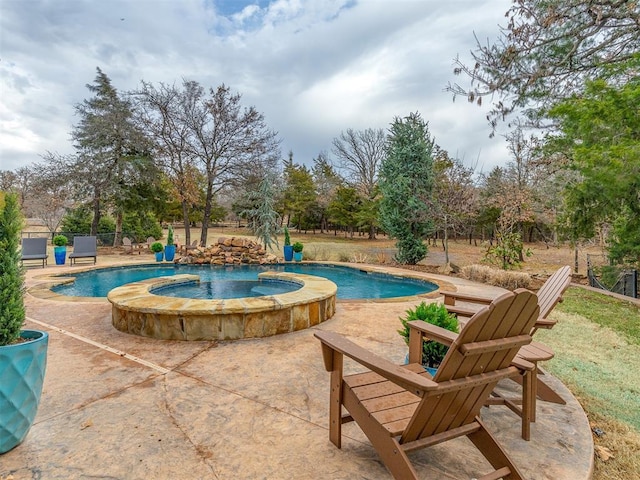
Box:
left=536, top=265, right=572, bottom=319
left=401, top=289, right=539, bottom=443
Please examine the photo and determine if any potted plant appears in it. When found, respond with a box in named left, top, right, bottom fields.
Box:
left=398, top=302, right=459, bottom=376
left=164, top=226, right=176, bottom=262
left=283, top=227, right=293, bottom=261
left=151, top=241, right=164, bottom=262
left=292, top=241, right=304, bottom=262
left=0, top=192, right=49, bottom=454
left=52, top=234, right=68, bottom=265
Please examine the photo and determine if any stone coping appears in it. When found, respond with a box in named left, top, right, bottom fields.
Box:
left=106, top=271, right=337, bottom=315
left=107, top=272, right=338, bottom=340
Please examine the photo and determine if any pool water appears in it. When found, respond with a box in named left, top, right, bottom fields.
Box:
left=151, top=279, right=301, bottom=299
left=52, top=264, right=437, bottom=300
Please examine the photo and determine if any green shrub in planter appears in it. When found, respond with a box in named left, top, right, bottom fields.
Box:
left=292, top=241, right=304, bottom=253
left=398, top=302, right=459, bottom=368
left=52, top=235, right=67, bottom=247
left=150, top=242, right=164, bottom=253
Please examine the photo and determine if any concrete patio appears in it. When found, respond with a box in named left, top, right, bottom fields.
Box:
left=1, top=260, right=593, bottom=479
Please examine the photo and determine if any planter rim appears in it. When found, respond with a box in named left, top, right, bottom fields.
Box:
left=0, top=330, right=48, bottom=350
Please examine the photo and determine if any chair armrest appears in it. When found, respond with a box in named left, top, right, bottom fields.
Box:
left=511, top=356, right=535, bottom=372
left=442, top=290, right=494, bottom=306
left=407, top=321, right=457, bottom=346
left=443, top=305, right=477, bottom=318
left=534, top=318, right=557, bottom=329
left=314, top=330, right=437, bottom=396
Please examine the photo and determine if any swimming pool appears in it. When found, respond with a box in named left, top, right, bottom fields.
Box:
left=52, top=263, right=438, bottom=300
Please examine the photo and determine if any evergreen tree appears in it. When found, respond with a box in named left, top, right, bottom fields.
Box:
left=0, top=192, right=25, bottom=346
left=549, top=76, right=640, bottom=265
left=241, top=173, right=281, bottom=251
left=67, top=67, right=157, bottom=244
left=379, top=112, right=435, bottom=264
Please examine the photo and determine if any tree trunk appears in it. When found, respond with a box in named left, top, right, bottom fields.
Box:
left=444, top=225, right=450, bottom=265
left=114, top=210, right=123, bottom=247
left=91, top=189, right=101, bottom=236
left=368, top=223, right=375, bottom=240
left=200, top=181, right=214, bottom=247
left=181, top=200, right=191, bottom=246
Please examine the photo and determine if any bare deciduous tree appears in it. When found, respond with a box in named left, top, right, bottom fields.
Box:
left=448, top=0, right=640, bottom=132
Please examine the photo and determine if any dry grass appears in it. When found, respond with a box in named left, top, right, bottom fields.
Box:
left=460, top=264, right=532, bottom=289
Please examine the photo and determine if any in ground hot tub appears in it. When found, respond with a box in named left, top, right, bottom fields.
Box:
left=107, top=272, right=337, bottom=341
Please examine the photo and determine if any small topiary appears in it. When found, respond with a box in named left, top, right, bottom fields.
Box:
left=398, top=302, right=459, bottom=368
left=283, top=226, right=291, bottom=246
left=292, top=241, right=304, bottom=253
left=53, top=234, right=68, bottom=247
left=166, top=225, right=174, bottom=246
left=150, top=242, right=164, bottom=253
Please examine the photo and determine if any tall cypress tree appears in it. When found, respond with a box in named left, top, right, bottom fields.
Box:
left=0, top=192, right=26, bottom=346
left=378, top=112, right=435, bottom=264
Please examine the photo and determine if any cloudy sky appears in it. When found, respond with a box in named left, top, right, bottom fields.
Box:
left=1, top=0, right=513, bottom=174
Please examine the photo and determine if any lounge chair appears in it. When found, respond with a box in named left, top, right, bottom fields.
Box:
left=122, top=237, right=140, bottom=255
left=315, top=289, right=539, bottom=480
left=20, top=237, right=48, bottom=268
left=441, top=265, right=572, bottom=439
left=69, top=236, right=97, bottom=266
left=185, top=239, right=198, bottom=252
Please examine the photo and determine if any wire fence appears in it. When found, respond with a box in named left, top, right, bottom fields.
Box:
left=587, top=254, right=638, bottom=299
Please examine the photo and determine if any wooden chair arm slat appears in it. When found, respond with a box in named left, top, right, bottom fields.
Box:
left=442, top=290, right=494, bottom=306
left=314, top=331, right=437, bottom=396
left=407, top=321, right=457, bottom=346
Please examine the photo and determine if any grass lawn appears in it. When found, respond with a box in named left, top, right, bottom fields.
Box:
left=537, top=287, right=640, bottom=480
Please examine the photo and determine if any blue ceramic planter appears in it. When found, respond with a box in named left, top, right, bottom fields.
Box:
left=155, top=252, right=164, bottom=262
left=0, top=330, right=49, bottom=454
left=164, top=245, right=176, bottom=262
left=293, top=252, right=303, bottom=262
left=53, top=246, right=66, bottom=265
left=283, top=245, right=293, bottom=262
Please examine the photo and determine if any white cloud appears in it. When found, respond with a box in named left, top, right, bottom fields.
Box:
left=0, top=0, right=513, bottom=172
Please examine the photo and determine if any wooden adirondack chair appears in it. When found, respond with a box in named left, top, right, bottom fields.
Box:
left=441, top=266, right=572, bottom=440
left=315, top=289, right=539, bottom=480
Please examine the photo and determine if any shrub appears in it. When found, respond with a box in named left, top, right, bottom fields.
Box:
left=292, top=242, right=304, bottom=253
left=283, top=227, right=291, bottom=246
left=150, top=242, right=164, bottom=253
left=398, top=302, right=459, bottom=368
left=122, top=211, right=162, bottom=243
left=460, top=264, right=531, bottom=289
left=483, top=231, right=532, bottom=270
left=338, top=252, right=351, bottom=262
left=53, top=234, right=68, bottom=247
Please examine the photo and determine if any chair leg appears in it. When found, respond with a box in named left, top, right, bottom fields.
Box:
left=535, top=374, right=566, bottom=405
left=342, top=386, right=419, bottom=480
left=328, top=355, right=343, bottom=449
left=521, top=369, right=533, bottom=441
left=467, top=417, right=524, bottom=480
